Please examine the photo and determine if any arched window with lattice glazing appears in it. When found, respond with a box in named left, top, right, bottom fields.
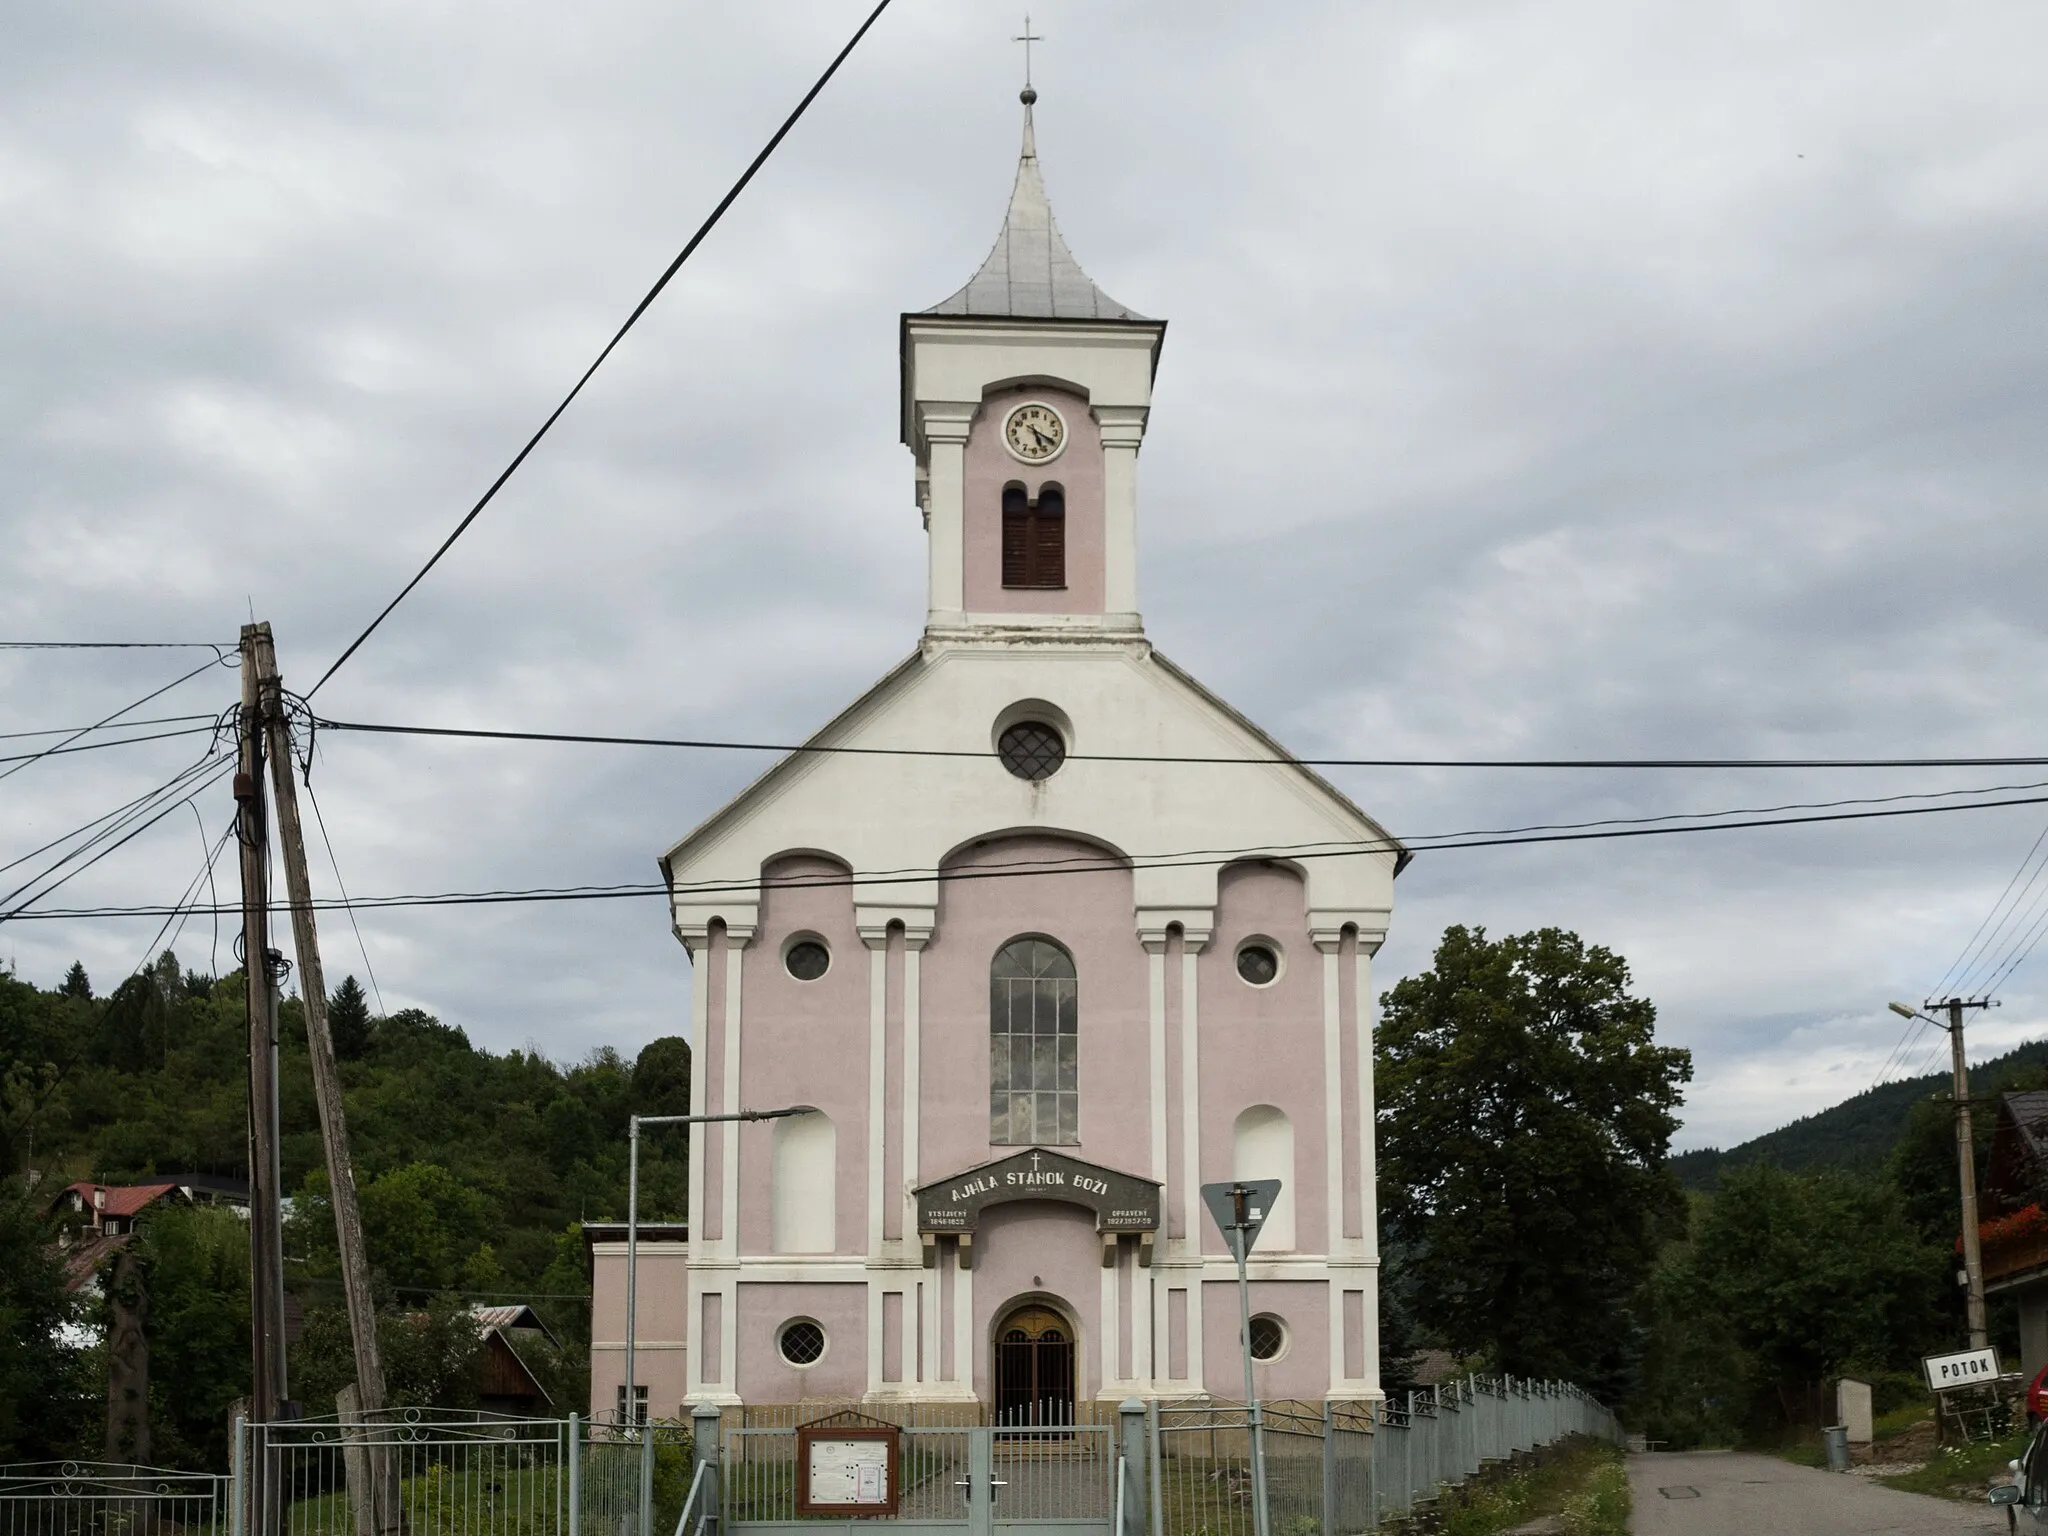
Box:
left=990, top=937, right=1078, bottom=1145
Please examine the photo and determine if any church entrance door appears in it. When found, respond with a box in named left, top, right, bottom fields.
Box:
left=994, top=1304, right=1076, bottom=1428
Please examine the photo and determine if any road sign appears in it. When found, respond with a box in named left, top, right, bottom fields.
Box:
left=1923, top=1346, right=2001, bottom=1393
left=1202, top=1180, right=1283, bottom=1255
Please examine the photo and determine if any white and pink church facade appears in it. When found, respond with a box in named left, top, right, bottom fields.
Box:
left=589, top=92, right=1402, bottom=1421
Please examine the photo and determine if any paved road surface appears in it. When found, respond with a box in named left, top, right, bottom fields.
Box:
left=1628, top=1450, right=2008, bottom=1534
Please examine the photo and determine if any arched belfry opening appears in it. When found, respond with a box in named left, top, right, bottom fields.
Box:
left=994, top=1301, right=1076, bottom=1427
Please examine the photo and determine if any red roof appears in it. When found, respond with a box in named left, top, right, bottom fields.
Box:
left=54, top=1181, right=180, bottom=1218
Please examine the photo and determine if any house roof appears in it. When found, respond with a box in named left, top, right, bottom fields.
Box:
left=1987, top=1090, right=2048, bottom=1210
left=51, top=1181, right=180, bottom=1219
left=468, top=1303, right=559, bottom=1348
left=920, top=91, right=1150, bottom=324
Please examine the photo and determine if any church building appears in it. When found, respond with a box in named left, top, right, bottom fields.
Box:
left=589, top=89, right=1402, bottom=1422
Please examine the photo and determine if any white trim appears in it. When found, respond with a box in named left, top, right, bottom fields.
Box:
left=1147, top=946, right=1167, bottom=1182
left=685, top=940, right=710, bottom=1393
left=953, top=1239, right=975, bottom=1391
left=1319, top=939, right=1346, bottom=1392
left=721, top=938, right=748, bottom=1263
left=867, top=939, right=888, bottom=1257
left=1099, top=1244, right=1119, bottom=1390
left=903, top=941, right=923, bottom=1248
left=1179, top=940, right=1204, bottom=1254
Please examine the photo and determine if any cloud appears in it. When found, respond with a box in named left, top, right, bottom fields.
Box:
left=4, top=0, right=2046, bottom=1150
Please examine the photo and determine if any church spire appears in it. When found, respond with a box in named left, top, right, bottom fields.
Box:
left=921, top=89, right=1150, bottom=322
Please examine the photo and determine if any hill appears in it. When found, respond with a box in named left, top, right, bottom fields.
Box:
left=1673, top=1035, right=2048, bottom=1189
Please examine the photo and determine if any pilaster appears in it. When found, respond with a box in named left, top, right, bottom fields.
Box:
left=1096, top=405, right=1147, bottom=621
left=917, top=403, right=975, bottom=624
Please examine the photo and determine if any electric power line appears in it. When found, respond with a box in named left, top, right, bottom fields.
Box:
left=299, top=752, right=387, bottom=1017
left=307, top=0, right=897, bottom=699
left=17, top=781, right=2048, bottom=924
left=0, top=723, right=222, bottom=767
left=309, top=715, right=2048, bottom=772
left=0, top=654, right=230, bottom=787
left=0, top=642, right=233, bottom=651
left=0, top=713, right=221, bottom=743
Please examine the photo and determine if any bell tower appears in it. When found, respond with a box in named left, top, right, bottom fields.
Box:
left=901, top=89, right=1166, bottom=638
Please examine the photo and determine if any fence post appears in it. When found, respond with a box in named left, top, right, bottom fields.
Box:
left=230, top=1415, right=247, bottom=1536
left=1147, top=1399, right=1164, bottom=1536
left=567, top=1413, right=582, bottom=1536
left=1320, top=1401, right=1336, bottom=1536
left=1119, top=1399, right=1149, bottom=1536
left=639, top=1419, right=656, bottom=1536
left=693, top=1404, right=723, bottom=1536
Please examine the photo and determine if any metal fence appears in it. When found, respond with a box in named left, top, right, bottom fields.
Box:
left=0, top=1463, right=230, bottom=1536
left=229, top=1412, right=687, bottom=1536
left=137, top=1378, right=1615, bottom=1536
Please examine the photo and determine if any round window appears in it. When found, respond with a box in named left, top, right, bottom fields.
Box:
left=785, top=940, right=830, bottom=982
left=1236, top=943, right=1280, bottom=987
left=1248, top=1315, right=1286, bottom=1362
left=778, top=1319, right=826, bottom=1366
left=998, top=721, right=1066, bottom=781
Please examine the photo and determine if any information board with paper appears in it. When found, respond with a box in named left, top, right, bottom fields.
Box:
left=796, top=1426, right=898, bottom=1516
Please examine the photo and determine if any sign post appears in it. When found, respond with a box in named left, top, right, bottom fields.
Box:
left=1203, top=1180, right=1282, bottom=1536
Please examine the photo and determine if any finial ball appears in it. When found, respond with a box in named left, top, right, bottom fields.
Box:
left=1020, top=86, right=1038, bottom=106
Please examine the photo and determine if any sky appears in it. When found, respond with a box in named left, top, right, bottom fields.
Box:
left=4, top=0, right=2047, bottom=1152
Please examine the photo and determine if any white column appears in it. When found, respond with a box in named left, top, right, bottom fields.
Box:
left=1146, top=941, right=1168, bottom=1182
left=1315, top=933, right=1347, bottom=1395
left=866, top=936, right=889, bottom=1255
left=1100, top=1243, right=1120, bottom=1391
left=1179, top=931, right=1208, bottom=1394
left=953, top=1240, right=975, bottom=1392
left=683, top=933, right=710, bottom=1397
left=1355, top=936, right=1382, bottom=1262
left=903, top=936, right=927, bottom=1244
left=919, top=404, right=974, bottom=623
left=720, top=928, right=753, bottom=1262
left=1096, top=405, right=1147, bottom=623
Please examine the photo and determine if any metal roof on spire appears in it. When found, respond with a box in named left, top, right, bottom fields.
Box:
left=921, top=89, right=1152, bottom=323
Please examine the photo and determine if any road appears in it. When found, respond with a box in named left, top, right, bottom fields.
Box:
left=1627, top=1450, right=2008, bottom=1534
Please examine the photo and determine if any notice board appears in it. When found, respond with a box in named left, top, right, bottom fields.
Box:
left=796, top=1425, right=899, bottom=1517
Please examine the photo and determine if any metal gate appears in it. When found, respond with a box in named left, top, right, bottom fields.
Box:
left=723, top=1423, right=1114, bottom=1536
left=0, top=1462, right=229, bottom=1536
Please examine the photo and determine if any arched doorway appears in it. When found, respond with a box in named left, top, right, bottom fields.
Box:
left=994, top=1303, right=1076, bottom=1426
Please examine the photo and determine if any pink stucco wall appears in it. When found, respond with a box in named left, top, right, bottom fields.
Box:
left=736, top=1282, right=868, bottom=1400
left=920, top=834, right=1150, bottom=1184
left=737, top=855, right=870, bottom=1257
left=970, top=1200, right=1103, bottom=1403
left=1197, top=861, right=1327, bottom=1255
left=962, top=384, right=1105, bottom=615
left=589, top=1242, right=690, bottom=1421
left=1201, top=1279, right=1330, bottom=1403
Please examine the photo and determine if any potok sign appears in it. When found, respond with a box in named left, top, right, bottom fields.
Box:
left=1923, top=1346, right=2002, bottom=1393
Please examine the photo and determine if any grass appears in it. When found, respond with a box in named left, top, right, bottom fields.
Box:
left=1876, top=1428, right=2029, bottom=1501
left=1435, top=1439, right=1629, bottom=1536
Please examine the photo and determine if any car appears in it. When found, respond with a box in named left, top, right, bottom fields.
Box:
left=1992, top=1415, right=2048, bottom=1525
left=2031, top=1365, right=2048, bottom=1426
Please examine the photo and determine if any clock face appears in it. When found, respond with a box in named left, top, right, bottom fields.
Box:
left=1004, top=402, right=1066, bottom=462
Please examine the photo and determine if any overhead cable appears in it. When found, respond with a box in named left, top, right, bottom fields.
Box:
left=310, top=715, right=2048, bottom=772
left=0, top=654, right=230, bottom=786
left=307, top=0, right=897, bottom=698
left=20, top=783, right=2048, bottom=923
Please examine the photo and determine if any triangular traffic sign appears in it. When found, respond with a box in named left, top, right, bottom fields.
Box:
left=1202, top=1179, right=1283, bottom=1256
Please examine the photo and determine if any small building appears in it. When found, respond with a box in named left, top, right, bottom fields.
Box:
left=47, top=1175, right=250, bottom=1239
left=468, top=1305, right=560, bottom=1417
left=589, top=87, right=1399, bottom=1424
left=1978, top=1090, right=2048, bottom=1375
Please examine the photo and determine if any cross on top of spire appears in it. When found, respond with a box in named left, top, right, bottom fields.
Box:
left=1013, top=15, right=1041, bottom=95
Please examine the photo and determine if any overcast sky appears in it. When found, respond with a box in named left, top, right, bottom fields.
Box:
left=5, top=0, right=2047, bottom=1152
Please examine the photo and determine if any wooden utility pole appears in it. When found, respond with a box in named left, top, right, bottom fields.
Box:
left=236, top=624, right=288, bottom=1536
left=1944, top=995, right=1994, bottom=1350
left=251, top=625, right=404, bottom=1536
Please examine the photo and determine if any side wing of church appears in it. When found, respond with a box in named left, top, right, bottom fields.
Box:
left=589, top=91, right=1402, bottom=1420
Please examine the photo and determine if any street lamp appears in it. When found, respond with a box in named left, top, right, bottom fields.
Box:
left=622, top=1107, right=807, bottom=1433
left=1889, top=1001, right=1988, bottom=1349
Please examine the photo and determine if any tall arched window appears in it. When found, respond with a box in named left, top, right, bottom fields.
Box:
left=1233, top=1105, right=1295, bottom=1250
left=990, top=937, right=1078, bottom=1145
left=771, top=1108, right=835, bottom=1252
left=1002, top=484, right=1065, bottom=589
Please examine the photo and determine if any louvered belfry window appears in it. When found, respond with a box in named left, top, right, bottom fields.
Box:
left=1002, top=485, right=1066, bottom=589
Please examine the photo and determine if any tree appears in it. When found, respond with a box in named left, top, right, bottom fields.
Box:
left=1377, top=925, right=1692, bottom=1397
left=0, top=1185, right=90, bottom=1460
left=59, top=963, right=92, bottom=1001
left=631, top=1037, right=692, bottom=1118
left=1672, top=1163, right=1947, bottom=1428
left=137, top=1206, right=251, bottom=1469
left=328, top=976, right=373, bottom=1061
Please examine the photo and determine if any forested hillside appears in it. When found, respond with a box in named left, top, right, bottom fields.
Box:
left=0, top=952, right=688, bottom=1463
left=1673, top=1037, right=2048, bottom=1189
